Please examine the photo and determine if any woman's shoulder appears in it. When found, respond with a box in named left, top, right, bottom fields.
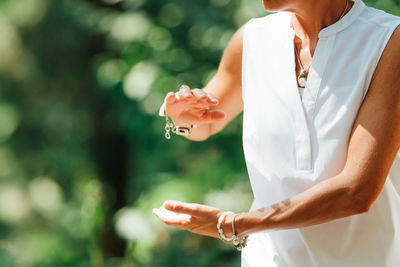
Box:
left=358, top=4, right=400, bottom=29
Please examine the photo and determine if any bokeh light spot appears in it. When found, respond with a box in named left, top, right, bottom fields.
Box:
left=114, top=208, right=156, bottom=245
left=29, top=177, right=63, bottom=216
left=123, top=61, right=157, bottom=100
left=0, top=104, right=19, bottom=143
left=204, top=182, right=253, bottom=212
left=159, top=3, right=184, bottom=28
left=0, top=0, right=47, bottom=28
left=141, top=92, right=164, bottom=115
left=111, top=12, right=150, bottom=43
left=147, top=27, right=172, bottom=51
left=0, top=186, right=30, bottom=224
left=97, top=59, right=126, bottom=88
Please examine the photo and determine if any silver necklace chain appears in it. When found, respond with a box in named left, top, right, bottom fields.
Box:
left=294, top=0, right=349, bottom=88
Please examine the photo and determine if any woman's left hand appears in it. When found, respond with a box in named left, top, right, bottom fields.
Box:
left=152, top=200, right=225, bottom=239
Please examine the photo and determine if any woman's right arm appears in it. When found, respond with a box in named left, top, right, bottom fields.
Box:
left=164, top=24, right=245, bottom=141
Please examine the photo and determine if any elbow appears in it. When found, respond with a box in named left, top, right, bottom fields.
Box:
left=351, top=199, right=372, bottom=215
left=348, top=190, right=376, bottom=215
left=340, top=171, right=385, bottom=216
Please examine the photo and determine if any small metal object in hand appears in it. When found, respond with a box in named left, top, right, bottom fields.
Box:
left=163, top=85, right=198, bottom=139
left=164, top=115, right=175, bottom=140
left=164, top=111, right=197, bottom=139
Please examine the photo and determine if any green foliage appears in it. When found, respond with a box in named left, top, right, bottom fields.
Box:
left=0, top=0, right=398, bottom=266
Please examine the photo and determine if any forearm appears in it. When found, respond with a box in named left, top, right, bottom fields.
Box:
left=226, top=172, right=368, bottom=237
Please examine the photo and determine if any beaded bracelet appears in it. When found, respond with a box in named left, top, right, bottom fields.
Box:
left=217, top=211, right=235, bottom=243
left=217, top=211, right=249, bottom=251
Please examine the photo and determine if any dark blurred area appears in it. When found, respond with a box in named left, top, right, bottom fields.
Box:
left=0, top=0, right=397, bottom=266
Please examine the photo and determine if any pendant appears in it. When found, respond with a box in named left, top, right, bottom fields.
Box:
left=298, top=70, right=307, bottom=88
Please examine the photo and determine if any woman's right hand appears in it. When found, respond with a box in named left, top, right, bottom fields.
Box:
left=164, top=85, right=226, bottom=126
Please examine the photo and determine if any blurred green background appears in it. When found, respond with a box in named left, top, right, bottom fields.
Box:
left=0, top=0, right=398, bottom=266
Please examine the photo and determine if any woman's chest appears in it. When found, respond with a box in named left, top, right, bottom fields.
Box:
left=242, top=40, right=371, bottom=178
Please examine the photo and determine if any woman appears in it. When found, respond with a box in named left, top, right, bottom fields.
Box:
left=153, top=0, right=400, bottom=266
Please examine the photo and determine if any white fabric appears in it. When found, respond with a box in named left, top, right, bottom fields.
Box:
left=298, top=86, right=305, bottom=100
left=241, top=0, right=400, bottom=266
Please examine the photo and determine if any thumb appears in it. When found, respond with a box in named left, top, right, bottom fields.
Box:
left=199, top=109, right=226, bottom=123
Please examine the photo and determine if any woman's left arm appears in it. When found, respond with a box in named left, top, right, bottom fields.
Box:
left=153, top=26, right=400, bottom=239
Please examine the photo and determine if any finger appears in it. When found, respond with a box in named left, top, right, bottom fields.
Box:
left=179, top=84, right=191, bottom=92
left=165, top=92, right=181, bottom=116
left=198, top=109, right=226, bottom=123
left=189, top=101, right=210, bottom=110
left=152, top=207, right=191, bottom=225
left=204, top=91, right=219, bottom=105
left=192, top=89, right=208, bottom=100
left=165, top=92, right=176, bottom=105
left=163, top=200, right=201, bottom=215
left=178, top=85, right=194, bottom=100
left=192, top=89, right=218, bottom=105
left=160, top=205, right=176, bottom=215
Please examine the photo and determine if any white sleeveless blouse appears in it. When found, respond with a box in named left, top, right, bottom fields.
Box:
left=241, top=0, right=400, bottom=266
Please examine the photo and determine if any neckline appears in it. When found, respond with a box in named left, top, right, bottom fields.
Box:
left=286, top=0, right=366, bottom=38
left=319, top=0, right=365, bottom=37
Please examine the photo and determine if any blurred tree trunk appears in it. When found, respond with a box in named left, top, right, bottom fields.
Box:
left=91, top=110, right=128, bottom=257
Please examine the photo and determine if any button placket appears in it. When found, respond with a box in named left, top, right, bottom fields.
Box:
left=286, top=30, right=336, bottom=172
left=303, top=35, right=336, bottom=122
left=283, top=30, right=313, bottom=172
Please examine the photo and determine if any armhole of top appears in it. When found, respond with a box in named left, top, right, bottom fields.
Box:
left=362, top=21, right=400, bottom=101
left=241, top=19, right=252, bottom=104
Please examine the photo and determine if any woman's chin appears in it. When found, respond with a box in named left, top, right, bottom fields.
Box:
left=262, top=0, right=287, bottom=12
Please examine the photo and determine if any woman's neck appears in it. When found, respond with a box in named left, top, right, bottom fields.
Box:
left=289, top=0, right=355, bottom=44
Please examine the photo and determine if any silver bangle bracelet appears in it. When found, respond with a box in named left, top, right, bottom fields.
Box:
left=231, top=213, right=249, bottom=251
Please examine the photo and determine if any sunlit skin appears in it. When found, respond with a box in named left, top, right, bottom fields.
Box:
left=153, top=0, right=400, bottom=241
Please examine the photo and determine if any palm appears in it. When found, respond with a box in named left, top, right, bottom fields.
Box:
left=167, top=98, right=212, bottom=124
